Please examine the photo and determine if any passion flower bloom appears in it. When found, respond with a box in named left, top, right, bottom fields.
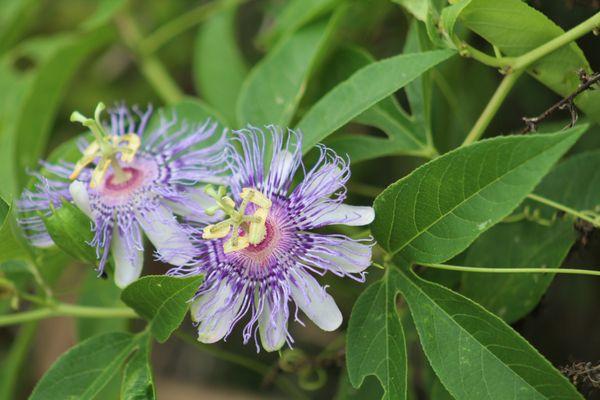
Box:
left=167, top=126, right=374, bottom=352
left=18, top=103, right=226, bottom=288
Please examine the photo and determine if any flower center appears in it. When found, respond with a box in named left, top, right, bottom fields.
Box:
left=202, top=185, right=272, bottom=253
left=68, top=102, right=141, bottom=189
left=104, top=167, right=141, bottom=191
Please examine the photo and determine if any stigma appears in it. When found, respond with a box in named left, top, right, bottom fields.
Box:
left=202, top=185, right=272, bottom=253
left=69, top=102, right=141, bottom=188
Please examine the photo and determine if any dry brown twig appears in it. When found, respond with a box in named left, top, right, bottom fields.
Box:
left=520, top=70, right=600, bottom=134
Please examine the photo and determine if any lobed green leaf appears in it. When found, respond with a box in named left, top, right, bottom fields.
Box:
left=347, top=269, right=407, bottom=400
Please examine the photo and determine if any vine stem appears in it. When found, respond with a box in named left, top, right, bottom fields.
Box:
left=115, top=13, right=184, bottom=104
left=461, top=71, right=523, bottom=146
left=0, top=303, right=138, bottom=327
left=459, top=11, right=600, bottom=147
left=420, top=263, right=600, bottom=277
left=527, top=193, right=599, bottom=227
left=511, top=11, right=600, bottom=71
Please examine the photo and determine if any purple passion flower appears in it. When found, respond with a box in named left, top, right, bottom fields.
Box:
left=18, top=103, right=226, bottom=288
left=167, top=126, right=374, bottom=352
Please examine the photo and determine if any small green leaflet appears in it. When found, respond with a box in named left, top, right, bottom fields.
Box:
left=42, top=200, right=97, bottom=265
left=372, top=126, right=586, bottom=264
left=0, top=197, right=28, bottom=263
left=121, top=275, right=203, bottom=343
left=395, top=266, right=582, bottom=399
left=347, top=269, right=407, bottom=400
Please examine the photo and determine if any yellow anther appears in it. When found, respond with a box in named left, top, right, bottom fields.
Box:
left=69, top=103, right=141, bottom=188
left=202, top=186, right=272, bottom=253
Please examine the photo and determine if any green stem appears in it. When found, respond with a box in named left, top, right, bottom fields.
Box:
left=461, top=71, right=523, bottom=146
left=0, top=322, right=38, bottom=399
left=176, top=332, right=308, bottom=400
left=458, top=40, right=514, bottom=69
left=140, top=0, right=242, bottom=54
left=0, top=303, right=138, bottom=327
left=115, top=14, right=184, bottom=104
left=421, top=262, right=600, bottom=277
left=527, top=193, right=600, bottom=227
left=512, top=11, right=600, bottom=71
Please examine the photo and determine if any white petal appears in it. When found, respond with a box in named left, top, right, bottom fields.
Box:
left=192, top=283, right=242, bottom=344
left=135, top=204, right=194, bottom=266
left=68, top=180, right=92, bottom=218
left=312, top=204, right=374, bottom=227
left=111, top=226, right=144, bottom=288
left=290, top=269, right=342, bottom=331
left=259, top=295, right=287, bottom=352
left=309, top=238, right=372, bottom=273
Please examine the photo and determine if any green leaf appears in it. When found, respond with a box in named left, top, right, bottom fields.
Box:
left=533, top=149, right=600, bottom=211
left=193, top=3, right=247, bottom=125
left=0, top=26, right=115, bottom=200
left=121, top=333, right=156, bottom=400
left=42, top=200, right=97, bottom=265
left=461, top=220, right=575, bottom=323
left=121, top=275, right=203, bottom=343
left=347, top=269, right=407, bottom=400
left=395, top=266, right=582, bottom=400
left=372, top=126, right=586, bottom=264
left=30, top=332, right=137, bottom=400
left=323, top=45, right=436, bottom=163
left=0, top=0, right=38, bottom=54
left=256, top=0, right=341, bottom=49
left=297, top=49, right=455, bottom=152
left=0, top=197, right=28, bottom=263
left=453, top=0, right=600, bottom=123
left=236, top=15, right=338, bottom=127
left=77, top=271, right=128, bottom=341
left=336, top=371, right=383, bottom=400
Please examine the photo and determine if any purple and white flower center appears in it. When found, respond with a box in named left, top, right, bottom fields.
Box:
left=95, top=155, right=160, bottom=206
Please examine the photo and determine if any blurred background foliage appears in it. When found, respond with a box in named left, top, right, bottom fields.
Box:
left=0, top=0, right=599, bottom=399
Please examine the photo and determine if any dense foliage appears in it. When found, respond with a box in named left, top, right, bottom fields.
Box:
left=0, top=0, right=599, bottom=399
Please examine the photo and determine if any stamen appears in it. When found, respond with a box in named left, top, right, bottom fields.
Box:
left=202, top=185, right=272, bottom=253
left=69, top=102, right=141, bottom=188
